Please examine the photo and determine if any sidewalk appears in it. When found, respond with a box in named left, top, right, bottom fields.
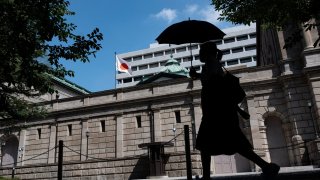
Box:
left=133, top=166, right=320, bottom=180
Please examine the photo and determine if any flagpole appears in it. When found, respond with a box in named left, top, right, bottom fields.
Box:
left=114, top=52, right=117, bottom=89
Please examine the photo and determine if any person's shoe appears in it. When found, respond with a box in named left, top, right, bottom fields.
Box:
left=262, top=163, right=280, bottom=179
left=199, top=177, right=210, bottom=180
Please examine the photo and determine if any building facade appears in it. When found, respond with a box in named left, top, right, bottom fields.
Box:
left=0, top=24, right=320, bottom=179
left=116, top=24, right=257, bottom=88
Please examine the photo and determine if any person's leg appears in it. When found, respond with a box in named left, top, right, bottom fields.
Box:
left=201, top=151, right=211, bottom=179
left=237, top=148, right=269, bottom=169
left=238, top=148, right=280, bottom=179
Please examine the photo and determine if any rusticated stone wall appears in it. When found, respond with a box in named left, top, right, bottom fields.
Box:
left=0, top=153, right=202, bottom=180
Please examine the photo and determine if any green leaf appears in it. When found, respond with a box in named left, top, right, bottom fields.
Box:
left=0, top=0, right=103, bottom=125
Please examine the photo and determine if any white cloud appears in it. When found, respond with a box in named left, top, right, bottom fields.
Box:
left=180, top=4, right=222, bottom=24
left=154, top=8, right=177, bottom=23
left=199, top=6, right=221, bottom=24
left=151, top=5, right=222, bottom=25
left=185, top=4, right=198, bottom=14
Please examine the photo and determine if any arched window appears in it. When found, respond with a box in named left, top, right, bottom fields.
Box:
left=265, top=116, right=290, bottom=167
left=1, top=135, right=19, bottom=167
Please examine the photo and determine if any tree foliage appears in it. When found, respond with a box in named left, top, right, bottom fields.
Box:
left=211, top=0, right=320, bottom=47
left=0, top=0, right=103, bottom=125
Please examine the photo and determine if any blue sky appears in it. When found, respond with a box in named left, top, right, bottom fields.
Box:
left=62, top=0, right=235, bottom=92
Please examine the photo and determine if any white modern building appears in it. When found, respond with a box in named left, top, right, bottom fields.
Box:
left=116, top=24, right=257, bottom=88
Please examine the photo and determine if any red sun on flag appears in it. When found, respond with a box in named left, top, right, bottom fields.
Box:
left=119, top=63, right=129, bottom=71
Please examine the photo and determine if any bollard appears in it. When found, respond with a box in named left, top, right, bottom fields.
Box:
left=11, top=166, right=15, bottom=179
left=58, top=140, right=63, bottom=180
left=184, top=125, right=192, bottom=180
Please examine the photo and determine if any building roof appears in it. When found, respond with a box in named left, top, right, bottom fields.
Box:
left=36, top=56, right=91, bottom=95
left=51, top=76, right=91, bottom=94
left=137, top=58, right=189, bottom=85
left=160, top=58, right=189, bottom=75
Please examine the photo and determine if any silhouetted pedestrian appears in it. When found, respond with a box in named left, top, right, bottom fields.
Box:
left=189, top=41, right=280, bottom=180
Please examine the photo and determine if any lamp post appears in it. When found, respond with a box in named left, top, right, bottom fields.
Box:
left=308, top=101, right=319, bottom=139
left=148, top=105, right=155, bottom=143
left=86, top=130, right=90, bottom=160
left=172, top=124, right=177, bottom=152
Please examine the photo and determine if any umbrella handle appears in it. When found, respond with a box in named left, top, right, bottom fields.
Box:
left=217, top=49, right=223, bottom=61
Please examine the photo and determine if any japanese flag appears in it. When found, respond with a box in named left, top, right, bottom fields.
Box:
left=116, top=55, right=132, bottom=75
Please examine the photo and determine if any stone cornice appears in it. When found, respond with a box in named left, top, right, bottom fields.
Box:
left=303, top=66, right=320, bottom=82
left=43, top=88, right=201, bottom=122
left=277, top=72, right=305, bottom=83
left=303, top=47, right=320, bottom=55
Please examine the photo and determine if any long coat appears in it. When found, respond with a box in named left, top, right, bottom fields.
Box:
left=195, top=71, right=253, bottom=155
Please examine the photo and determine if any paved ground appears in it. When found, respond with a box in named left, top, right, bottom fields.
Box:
left=133, top=166, right=320, bottom=180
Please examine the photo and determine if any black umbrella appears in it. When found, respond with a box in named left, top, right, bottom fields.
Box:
left=156, top=19, right=225, bottom=45
left=156, top=19, right=225, bottom=66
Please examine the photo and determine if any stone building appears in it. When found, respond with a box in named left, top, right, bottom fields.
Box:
left=0, top=24, right=320, bottom=179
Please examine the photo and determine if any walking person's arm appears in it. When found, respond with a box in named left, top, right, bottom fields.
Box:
left=236, top=105, right=250, bottom=120
left=189, top=67, right=201, bottom=79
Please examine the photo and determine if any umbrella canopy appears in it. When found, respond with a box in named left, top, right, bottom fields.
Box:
left=156, top=20, right=226, bottom=45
